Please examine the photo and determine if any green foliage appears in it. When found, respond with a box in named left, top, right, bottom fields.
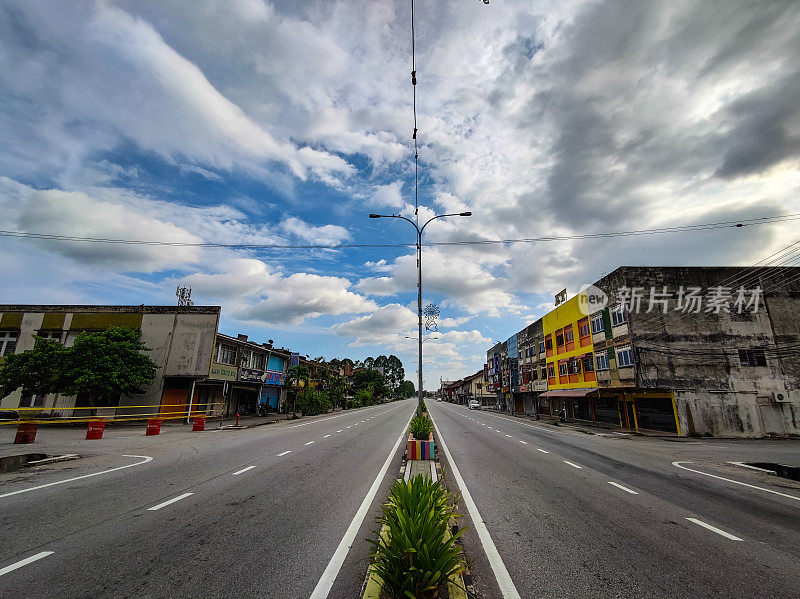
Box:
left=355, top=388, right=373, bottom=407
left=368, top=475, right=464, bottom=599
left=420, top=399, right=427, bottom=413
left=0, top=328, right=158, bottom=405
left=62, top=328, right=158, bottom=402
left=296, top=388, right=330, bottom=416
left=409, top=415, right=433, bottom=440
left=397, top=380, right=416, bottom=399
left=352, top=368, right=388, bottom=398
left=0, top=338, right=70, bottom=401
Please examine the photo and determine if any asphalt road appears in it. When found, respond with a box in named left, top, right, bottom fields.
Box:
left=0, top=399, right=416, bottom=599
left=428, top=401, right=800, bottom=599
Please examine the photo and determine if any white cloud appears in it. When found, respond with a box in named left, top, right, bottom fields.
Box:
left=179, top=258, right=378, bottom=326
left=278, top=217, right=350, bottom=246
left=369, top=181, right=405, bottom=209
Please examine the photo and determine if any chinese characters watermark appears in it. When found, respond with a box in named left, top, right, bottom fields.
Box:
left=614, top=285, right=762, bottom=315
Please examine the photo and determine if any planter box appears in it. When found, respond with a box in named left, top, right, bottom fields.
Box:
left=407, top=432, right=435, bottom=460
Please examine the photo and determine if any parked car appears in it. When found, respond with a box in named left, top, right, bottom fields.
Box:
left=468, top=399, right=480, bottom=410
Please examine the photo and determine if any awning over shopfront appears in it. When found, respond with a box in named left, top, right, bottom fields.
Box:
left=540, top=388, right=597, bottom=398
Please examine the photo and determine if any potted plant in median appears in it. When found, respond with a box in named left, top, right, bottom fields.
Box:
left=407, top=414, right=434, bottom=460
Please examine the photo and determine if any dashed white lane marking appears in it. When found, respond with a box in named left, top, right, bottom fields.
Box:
left=305, top=441, right=315, bottom=445
left=147, top=493, right=194, bottom=511
left=518, top=440, right=528, bottom=445
left=673, top=461, right=800, bottom=502
left=563, top=461, right=583, bottom=469
left=232, top=466, right=256, bottom=476
left=608, top=481, right=639, bottom=494
left=309, top=414, right=412, bottom=599
left=506, top=434, right=512, bottom=437
left=685, top=518, right=743, bottom=541
left=481, top=423, right=486, bottom=426
left=0, top=552, right=55, bottom=577
left=346, top=426, right=351, bottom=429
left=324, top=434, right=331, bottom=438
left=336, top=430, right=343, bottom=433
left=277, top=450, right=291, bottom=456
left=0, top=455, right=153, bottom=499
left=429, top=414, right=521, bottom=599
left=537, top=448, right=549, bottom=454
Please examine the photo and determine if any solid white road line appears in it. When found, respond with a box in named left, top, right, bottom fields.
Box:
left=429, top=414, right=521, bottom=599
left=232, top=466, right=256, bottom=476
left=673, top=461, right=800, bottom=502
left=727, top=461, right=776, bottom=474
left=305, top=441, right=315, bottom=445
left=0, top=552, right=55, bottom=577
left=518, top=440, right=528, bottom=445
left=309, top=415, right=411, bottom=599
left=277, top=450, right=292, bottom=456
left=0, top=455, right=153, bottom=500
left=685, top=518, right=743, bottom=541
left=536, top=448, right=549, bottom=454
left=563, top=460, right=583, bottom=469
left=147, top=493, right=194, bottom=511
left=608, top=481, right=639, bottom=494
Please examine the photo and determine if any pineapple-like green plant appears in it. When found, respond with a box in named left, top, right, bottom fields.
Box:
left=368, top=475, right=465, bottom=598
left=409, top=416, right=433, bottom=440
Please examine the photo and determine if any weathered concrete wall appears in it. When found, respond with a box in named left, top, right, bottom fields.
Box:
left=593, top=267, right=800, bottom=437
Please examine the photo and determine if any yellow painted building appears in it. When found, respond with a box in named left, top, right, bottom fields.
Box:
left=542, top=292, right=597, bottom=390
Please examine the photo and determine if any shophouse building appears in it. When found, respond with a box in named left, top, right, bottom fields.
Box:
left=474, top=265, right=800, bottom=438
left=0, top=305, right=220, bottom=419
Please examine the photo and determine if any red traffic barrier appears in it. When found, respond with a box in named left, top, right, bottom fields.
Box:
left=192, top=416, right=206, bottom=432
left=86, top=419, right=106, bottom=440
left=14, top=423, right=38, bottom=444
left=146, top=418, right=162, bottom=436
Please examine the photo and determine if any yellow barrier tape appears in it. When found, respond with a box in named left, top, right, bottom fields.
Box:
left=10, top=402, right=222, bottom=411
left=1, top=413, right=218, bottom=426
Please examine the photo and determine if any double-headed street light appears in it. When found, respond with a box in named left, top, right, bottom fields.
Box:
left=369, top=211, right=472, bottom=415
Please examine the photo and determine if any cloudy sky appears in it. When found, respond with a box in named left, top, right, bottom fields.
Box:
left=1, top=0, right=799, bottom=389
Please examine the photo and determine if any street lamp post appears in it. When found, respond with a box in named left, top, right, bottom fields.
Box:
left=369, top=211, right=471, bottom=416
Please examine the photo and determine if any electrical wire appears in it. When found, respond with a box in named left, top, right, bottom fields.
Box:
left=1, top=213, right=797, bottom=251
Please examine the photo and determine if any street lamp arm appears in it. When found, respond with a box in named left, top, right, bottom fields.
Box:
left=420, top=212, right=472, bottom=234
left=368, top=213, right=420, bottom=235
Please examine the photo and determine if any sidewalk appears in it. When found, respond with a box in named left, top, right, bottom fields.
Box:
left=491, top=410, right=683, bottom=439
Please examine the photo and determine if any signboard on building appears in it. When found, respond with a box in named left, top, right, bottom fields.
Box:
left=210, top=362, right=238, bottom=381
left=533, top=379, right=548, bottom=392
left=239, top=368, right=285, bottom=385
left=291, top=353, right=300, bottom=366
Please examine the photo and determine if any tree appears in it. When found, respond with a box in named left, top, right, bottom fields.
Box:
left=285, top=364, right=309, bottom=418
left=352, top=368, right=388, bottom=399
left=397, top=380, right=416, bottom=399
left=0, top=337, right=69, bottom=405
left=61, top=327, right=158, bottom=405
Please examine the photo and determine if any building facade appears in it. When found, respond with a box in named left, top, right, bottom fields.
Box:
left=471, top=266, right=800, bottom=438
left=0, top=305, right=220, bottom=419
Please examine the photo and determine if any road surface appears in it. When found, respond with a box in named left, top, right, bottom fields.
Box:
left=429, top=400, right=800, bottom=599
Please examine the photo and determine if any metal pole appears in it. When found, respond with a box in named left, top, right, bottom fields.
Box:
left=417, top=229, right=423, bottom=416
left=185, top=378, right=196, bottom=424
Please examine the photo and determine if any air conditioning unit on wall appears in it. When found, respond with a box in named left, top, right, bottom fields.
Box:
left=771, top=391, right=790, bottom=403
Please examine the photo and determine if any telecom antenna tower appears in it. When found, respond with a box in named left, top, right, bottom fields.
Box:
left=176, top=285, right=194, bottom=306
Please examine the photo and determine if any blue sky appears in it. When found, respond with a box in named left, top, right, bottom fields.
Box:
left=1, top=1, right=799, bottom=389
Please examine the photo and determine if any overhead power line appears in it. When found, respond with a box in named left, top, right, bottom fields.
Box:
left=0, top=213, right=797, bottom=251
